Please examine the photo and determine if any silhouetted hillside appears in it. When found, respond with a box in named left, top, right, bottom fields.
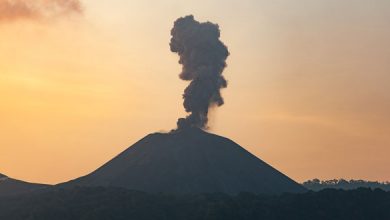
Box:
left=0, top=173, right=50, bottom=197
left=303, top=179, right=390, bottom=191
left=0, top=186, right=389, bottom=220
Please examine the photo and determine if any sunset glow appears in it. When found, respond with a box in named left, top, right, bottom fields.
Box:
left=1, top=0, right=390, bottom=184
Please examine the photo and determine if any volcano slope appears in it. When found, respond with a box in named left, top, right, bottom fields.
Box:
left=62, top=128, right=305, bottom=195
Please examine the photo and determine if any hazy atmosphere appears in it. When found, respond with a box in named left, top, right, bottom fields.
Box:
left=1, top=0, right=390, bottom=184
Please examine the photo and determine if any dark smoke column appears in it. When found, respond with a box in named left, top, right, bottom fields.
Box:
left=170, top=15, right=230, bottom=130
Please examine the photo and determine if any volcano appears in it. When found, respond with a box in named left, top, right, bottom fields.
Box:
left=62, top=128, right=305, bottom=194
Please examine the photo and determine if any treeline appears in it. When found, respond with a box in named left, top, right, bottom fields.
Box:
left=0, top=186, right=390, bottom=220
left=303, top=179, right=390, bottom=191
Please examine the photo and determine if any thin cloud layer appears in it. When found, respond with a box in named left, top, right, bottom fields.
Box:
left=0, top=0, right=82, bottom=22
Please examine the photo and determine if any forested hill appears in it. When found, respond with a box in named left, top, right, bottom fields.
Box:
left=0, top=186, right=389, bottom=220
left=303, top=179, right=390, bottom=191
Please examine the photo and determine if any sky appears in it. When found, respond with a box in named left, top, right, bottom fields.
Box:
left=0, top=0, right=389, bottom=184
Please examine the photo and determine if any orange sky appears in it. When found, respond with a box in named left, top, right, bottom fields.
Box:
left=1, top=0, right=390, bottom=184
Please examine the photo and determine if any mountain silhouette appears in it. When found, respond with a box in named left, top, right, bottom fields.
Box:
left=62, top=128, right=306, bottom=194
left=0, top=173, right=49, bottom=197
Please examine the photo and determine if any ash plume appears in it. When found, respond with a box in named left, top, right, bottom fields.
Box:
left=0, top=0, right=82, bottom=22
left=170, top=15, right=229, bottom=129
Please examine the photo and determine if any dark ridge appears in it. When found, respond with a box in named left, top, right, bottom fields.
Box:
left=1, top=186, right=389, bottom=220
left=0, top=174, right=51, bottom=197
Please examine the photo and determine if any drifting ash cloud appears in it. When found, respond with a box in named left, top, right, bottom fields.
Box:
left=0, top=0, right=82, bottom=22
left=170, top=15, right=230, bottom=130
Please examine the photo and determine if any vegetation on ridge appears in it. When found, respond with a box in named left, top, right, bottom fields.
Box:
left=303, top=179, right=390, bottom=191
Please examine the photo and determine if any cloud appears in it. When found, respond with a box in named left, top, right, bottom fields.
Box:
left=0, top=0, right=82, bottom=22
left=170, top=15, right=230, bottom=129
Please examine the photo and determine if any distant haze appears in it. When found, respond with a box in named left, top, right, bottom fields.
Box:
left=0, top=0, right=389, bottom=184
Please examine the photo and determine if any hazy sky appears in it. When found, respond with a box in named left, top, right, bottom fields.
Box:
left=1, top=0, right=389, bottom=184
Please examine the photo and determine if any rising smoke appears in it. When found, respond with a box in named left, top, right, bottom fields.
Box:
left=0, top=0, right=82, bottom=22
left=170, top=15, right=229, bottom=130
